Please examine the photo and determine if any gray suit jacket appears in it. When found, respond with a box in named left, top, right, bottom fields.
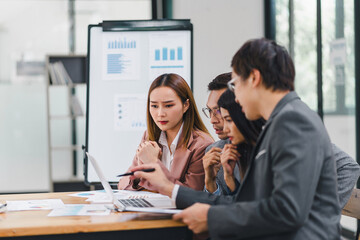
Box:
left=177, top=92, right=341, bottom=239
left=206, top=137, right=360, bottom=207
left=333, top=143, right=360, bottom=208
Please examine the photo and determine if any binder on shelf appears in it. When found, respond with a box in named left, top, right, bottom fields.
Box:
left=48, top=61, right=74, bottom=85
left=58, top=61, right=74, bottom=85
left=46, top=55, right=87, bottom=85
left=48, top=63, right=59, bottom=85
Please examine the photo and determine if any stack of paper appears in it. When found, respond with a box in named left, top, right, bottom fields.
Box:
left=4, top=198, right=113, bottom=217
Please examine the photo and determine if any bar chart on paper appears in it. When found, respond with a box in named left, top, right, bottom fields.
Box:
left=148, top=32, right=190, bottom=83
left=107, top=38, right=136, bottom=49
left=102, top=34, right=141, bottom=80
left=154, top=47, right=183, bottom=62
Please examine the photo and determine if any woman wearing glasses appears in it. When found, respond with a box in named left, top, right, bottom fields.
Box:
left=205, top=89, right=265, bottom=194
left=118, top=73, right=213, bottom=191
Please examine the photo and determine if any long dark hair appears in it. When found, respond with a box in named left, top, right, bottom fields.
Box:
left=217, top=89, right=265, bottom=177
left=146, top=73, right=211, bottom=147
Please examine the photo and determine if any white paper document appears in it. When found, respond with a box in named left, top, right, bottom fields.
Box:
left=113, top=94, right=147, bottom=131
left=69, top=190, right=112, bottom=198
left=148, top=31, right=191, bottom=83
left=102, top=32, right=141, bottom=81
left=6, top=199, right=65, bottom=211
left=70, top=190, right=171, bottom=204
left=48, top=204, right=111, bottom=217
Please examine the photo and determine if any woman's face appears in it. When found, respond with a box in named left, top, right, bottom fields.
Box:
left=149, top=86, right=189, bottom=133
left=220, top=108, right=245, bottom=145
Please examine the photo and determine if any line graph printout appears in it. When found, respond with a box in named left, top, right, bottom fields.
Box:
left=114, top=94, right=147, bottom=131
left=148, top=31, right=191, bottom=82
left=102, top=32, right=141, bottom=81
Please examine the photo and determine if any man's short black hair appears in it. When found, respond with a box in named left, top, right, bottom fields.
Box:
left=207, top=72, right=232, bottom=91
left=231, top=38, right=295, bottom=91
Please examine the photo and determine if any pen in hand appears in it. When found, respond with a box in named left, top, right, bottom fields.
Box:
left=0, top=203, right=7, bottom=209
left=117, top=168, right=155, bottom=177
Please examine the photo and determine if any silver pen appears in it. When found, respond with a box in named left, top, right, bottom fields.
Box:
left=0, top=203, right=7, bottom=209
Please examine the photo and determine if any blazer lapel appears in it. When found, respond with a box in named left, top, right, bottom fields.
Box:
left=171, top=147, right=191, bottom=180
left=237, top=120, right=271, bottom=194
left=170, top=131, right=194, bottom=180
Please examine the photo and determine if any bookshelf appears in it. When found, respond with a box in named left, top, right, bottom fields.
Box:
left=45, top=55, right=87, bottom=182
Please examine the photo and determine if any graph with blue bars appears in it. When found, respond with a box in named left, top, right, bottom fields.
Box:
left=108, top=38, right=137, bottom=49
left=155, top=47, right=183, bottom=61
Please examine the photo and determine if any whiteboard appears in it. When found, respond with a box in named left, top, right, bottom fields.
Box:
left=85, top=20, right=193, bottom=184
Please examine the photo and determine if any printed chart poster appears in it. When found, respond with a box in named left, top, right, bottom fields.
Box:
left=114, top=94, right=147, bottom=131
left=102, top=32, right=141, bottom=81
left=148, top=31, right=191, bottom=83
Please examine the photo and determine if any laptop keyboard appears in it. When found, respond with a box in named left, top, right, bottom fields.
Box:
left=118, top=198, right=154, bottom=208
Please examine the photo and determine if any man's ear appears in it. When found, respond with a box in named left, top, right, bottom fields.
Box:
left=249, top=69, right=262, bottom=88
left=183, top=99, right=190, bottom=113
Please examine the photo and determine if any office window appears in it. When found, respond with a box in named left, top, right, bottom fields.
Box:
left=322, top=0, right=355, bottom=114
left=276, top=0, right=355, bottom=113
left=276, top=0, right=317, bottom=110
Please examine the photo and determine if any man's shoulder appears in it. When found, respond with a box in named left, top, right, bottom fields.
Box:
left=261, top=97, right=331, bottom=155
left=272, top=98, right=325, bottom=134
left=205, top=139, right=229, bottom=153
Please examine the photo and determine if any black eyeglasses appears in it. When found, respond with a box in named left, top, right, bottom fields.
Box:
left=227, top=78, right=236, bottom=92
left=202, top=107, right=221, bottom=119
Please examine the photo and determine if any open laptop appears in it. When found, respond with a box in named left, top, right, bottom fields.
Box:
left=86, top=152, right=182, bottom=214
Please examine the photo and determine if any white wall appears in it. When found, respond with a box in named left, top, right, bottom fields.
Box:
left=324, top=115, right=356, bottom=159
left=173, top=0, right=264, bottom=139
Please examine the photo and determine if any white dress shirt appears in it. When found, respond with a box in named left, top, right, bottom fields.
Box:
left=158, top=123, right=184, bottom=170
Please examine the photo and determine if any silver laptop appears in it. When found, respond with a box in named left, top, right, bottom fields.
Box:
left=86, top=152, right=181, bottom=214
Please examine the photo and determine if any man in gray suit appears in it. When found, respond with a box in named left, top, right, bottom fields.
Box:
left=130, top=39, right=342, bottom=239
left=203, top=73, right=359, bottom=207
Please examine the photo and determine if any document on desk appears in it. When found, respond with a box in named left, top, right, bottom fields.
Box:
left=70, top=190, right=170, bottom=204
left=48, top=204, right=111, bottom=217
left=6, top=199, right=65, bottom=211
left=69, top=190, right=117, bottom=198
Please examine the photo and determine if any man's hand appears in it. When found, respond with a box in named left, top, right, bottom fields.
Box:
left=130, top=163, right=174, bottom=197
left=173, top=203, right=210, bottom=234
left=136, top=141, right=161, bottom=165
left=221, top=144, right=240, bottom=192
left=203, top=147, right=222, bottom=193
